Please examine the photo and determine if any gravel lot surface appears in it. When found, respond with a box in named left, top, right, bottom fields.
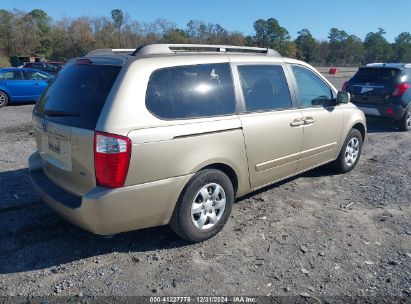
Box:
left=0, top=70, right=410, bottom=302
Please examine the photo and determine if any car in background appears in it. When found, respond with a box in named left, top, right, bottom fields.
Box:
left=0, top=68, right=52, bottom=108
left=45, top=61, right=65, bottom=71
left=343, top=63, right=411, bottom=131
left=22, top=62, right=60, bottom=75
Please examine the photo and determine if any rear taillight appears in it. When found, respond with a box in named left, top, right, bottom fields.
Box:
left=94, top=131, right=132, bottom=188
left=392, top=83, right=410, bottom=97
left=342, top=81, right=348, bottom=92
left=385, top=108, right=395, bottom=115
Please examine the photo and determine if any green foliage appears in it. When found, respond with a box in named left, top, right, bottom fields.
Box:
left=111, top=9, right=124, bottom=47
left=326, top=28, right=364, bottom=65
left=364, top=28, right=391, bottom=63
left=29, top=9, right=52, bottom=57
left=253, top=18, right=292, bottom=56
left=110, top=9, right=124, bottom=29
left=0, top=9, right=409, bottom=66
left=327, top=28, right=348, bottom=65
left=393, top=32, right=411, bottom=62
left=344, top=35, right=364, bottom=65
left=295, top=29, right=316, bottom=62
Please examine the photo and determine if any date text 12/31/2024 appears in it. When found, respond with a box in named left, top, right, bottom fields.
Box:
left=150, top=296, right=257, bottom=303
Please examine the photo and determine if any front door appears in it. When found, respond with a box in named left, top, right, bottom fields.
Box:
left=289, top=64, right=345, bottom=173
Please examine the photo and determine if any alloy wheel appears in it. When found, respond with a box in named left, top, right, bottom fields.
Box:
left=0, top=93, right=6, bottom=107
left=344, top=137, right=360, bottom=167
left=406, top=108, right=411, bottom=129
left=191, top=183, right=226, bottom=230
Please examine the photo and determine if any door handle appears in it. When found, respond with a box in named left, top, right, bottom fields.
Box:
left=290, top=118, right=304, bottom=127
left=303, top=117, right=315, bottom=125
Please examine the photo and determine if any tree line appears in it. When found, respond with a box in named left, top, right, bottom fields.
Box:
left=1, top=8, right=411, bottom=66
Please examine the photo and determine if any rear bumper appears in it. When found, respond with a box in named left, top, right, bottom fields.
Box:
left=354, top=102, right=406, bottom=120
left=29, top=152, right=193, bottom=235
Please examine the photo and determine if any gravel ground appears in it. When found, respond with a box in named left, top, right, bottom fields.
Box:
left=0, top=71, right=410, bottom=302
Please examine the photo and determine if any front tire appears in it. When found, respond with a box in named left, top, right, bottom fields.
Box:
left=0, top=91, right=8, bottom=108
left=334, top=128, right=363, bottom=173
left=396, top=106, right=411, bottom=131
left=169, top=169, right=234, bottom=242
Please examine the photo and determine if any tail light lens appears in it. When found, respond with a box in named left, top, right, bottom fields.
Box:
left=94, top=131, right=132, bottom=188
left=392, top=83, right=410, bottom=97
left=342, top=81, right=348, bottom=92
left=385, top=108, right=395, bottom=115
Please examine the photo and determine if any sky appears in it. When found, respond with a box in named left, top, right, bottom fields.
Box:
left=2, top=0, right=411, bottom=42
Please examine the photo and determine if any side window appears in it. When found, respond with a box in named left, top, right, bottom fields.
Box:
left=146, top=63, right=236, bottom=119
left=25, top=71, right=50, bottom=80
left=406, top=68, right=411, bottom=82
left=291, top=65, right=333, bottom=107
left=237, top=65, right=292, bottom=112
left=3, top=71, right=24, bottom=80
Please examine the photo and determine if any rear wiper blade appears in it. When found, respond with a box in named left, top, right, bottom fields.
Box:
left=44, top=110, right=80, bottom=117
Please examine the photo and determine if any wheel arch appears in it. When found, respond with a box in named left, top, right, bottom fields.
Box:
left=335, top=112, right=367, bottom=159
left=352, top=122, right=366, bottom=141
left=199, top=163, right=239, bottom=197
left=0, top=89, right=10, bottom=101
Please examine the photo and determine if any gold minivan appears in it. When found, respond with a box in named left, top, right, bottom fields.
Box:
left=29, top=44, right=366, bottom=242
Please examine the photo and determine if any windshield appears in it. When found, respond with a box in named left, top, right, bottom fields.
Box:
left=34, top=63, right=121, bottom=130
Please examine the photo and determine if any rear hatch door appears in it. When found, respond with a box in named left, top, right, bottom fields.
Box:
left=33, top=58, right=122, bottom=196
left=348, top=67, right=402, bottom=103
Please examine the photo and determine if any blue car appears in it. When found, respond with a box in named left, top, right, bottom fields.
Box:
left=0, top=68, right=52, bottom=108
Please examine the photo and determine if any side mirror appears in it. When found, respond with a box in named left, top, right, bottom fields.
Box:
left=336, top=91, right=350, bottom=104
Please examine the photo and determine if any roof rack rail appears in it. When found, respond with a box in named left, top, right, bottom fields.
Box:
left=366, top=63, right=385, bottom=67
left=366, top=62, right=411, bottom=68
left=86, top=49, right=135, bottom=56
left=132, top=44, right=280, bottom=57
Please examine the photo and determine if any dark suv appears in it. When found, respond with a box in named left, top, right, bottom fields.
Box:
left=343, top=63, right=411, bottom=131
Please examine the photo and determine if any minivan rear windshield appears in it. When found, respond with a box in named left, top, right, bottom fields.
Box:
left=352, top=68, right=402, bottom=84
left=34, top=64, right=121, bottom=130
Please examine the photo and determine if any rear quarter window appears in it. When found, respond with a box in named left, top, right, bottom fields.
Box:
left=406, top=68, right=411, bottom=82
left=146, top=63, right=236, bottom=119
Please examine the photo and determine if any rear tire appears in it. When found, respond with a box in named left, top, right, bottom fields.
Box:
left=396, top=106, right=411, bottom=131
left=0, top=91, right=8, bottom=108
left=169, top=169, right=234, bottom=243
left=334, top=128, right=363, bottom=173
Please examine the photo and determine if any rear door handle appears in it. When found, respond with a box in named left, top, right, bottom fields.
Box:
left=303, top=117, right=315, bottom=125
left=290, top=118, right=304, bottom=127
